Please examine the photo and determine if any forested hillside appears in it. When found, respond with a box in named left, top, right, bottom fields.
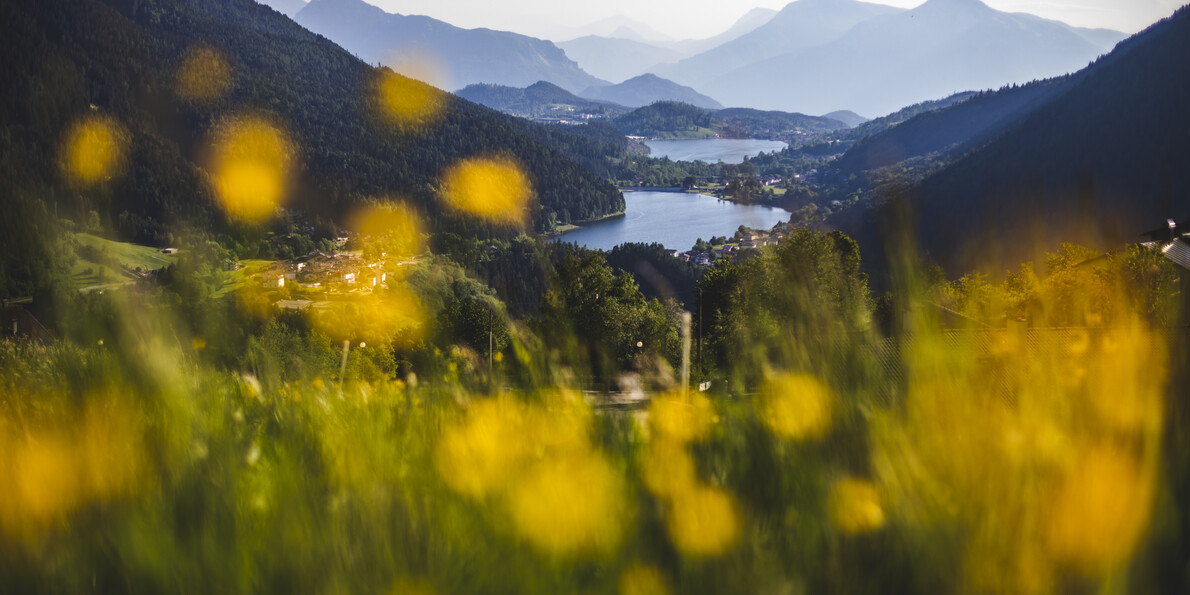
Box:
left=831, top=82, right=1066, bottom=176
left=0, top=0, right=623, bottom=296
left=455, top=81, right=628, bottom=119
left=611, top=102, right=847, bottom=140
left=902, top=6, right=1190, bottom=272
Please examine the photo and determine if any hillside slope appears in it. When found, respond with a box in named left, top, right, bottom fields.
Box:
left=833, top=81, right=1068, bottom=175
left=837, top=6, right=1190, bottom=274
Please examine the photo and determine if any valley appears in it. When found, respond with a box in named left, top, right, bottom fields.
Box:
left=2, top=0, right=1189, bottom=593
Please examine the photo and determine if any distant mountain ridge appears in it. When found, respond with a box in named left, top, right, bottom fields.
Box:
left=580, top=74, right=723, bottom=110
left=557, top=8, right=778, bottom=84
left=557, top=37, right=683, bottom=84
left=705, top=0, right=1127, bottom=115
left=551, top=15, right=674, bottom=43
left=823, top=110, right=868, bottom=128
left=654, top=0, right=904, bottom=90
left=294, top=0, right=607, bottom=93
left=455, top=81, right=628, bottom=119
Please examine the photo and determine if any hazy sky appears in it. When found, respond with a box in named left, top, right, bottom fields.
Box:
left=362, top=0, right=1186, bottom=40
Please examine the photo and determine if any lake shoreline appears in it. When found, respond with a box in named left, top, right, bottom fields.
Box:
left=618, top=186, right=794, bottom=214
left=643, top=138, right=788, bottom=165
left=545, top=208, right=626, bottom=238
left=555, top=191, right=789, bottom=252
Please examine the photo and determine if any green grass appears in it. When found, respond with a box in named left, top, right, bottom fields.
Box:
left=212, top=259, right=274, bottom=297
left=70, top=233, right=178, bottom=289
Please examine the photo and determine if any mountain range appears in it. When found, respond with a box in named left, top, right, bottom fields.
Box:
left=556, top=8, right=777, bottom=84
left=279, top=0, right=1126, bottom=120
left=654, top=0, right=902, bottom=91
left=706, top=0, right=1127, bottom=115
left=549, top=15, right=675, bottom=44
left=292, top=0, right=606, bottom=93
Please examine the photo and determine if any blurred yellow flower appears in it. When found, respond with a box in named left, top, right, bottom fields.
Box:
left=640, top=438, right=697, bottom=500
left=348, top=201, right=424, bottom=260
left=62, top=115, right=126, bottom=186
left=648, top=392, right=716, bottom=444
left=436, top=397, right=528, bottom=498
left=619, top=563, right=670, bottom=595
left=507, top=450, right=626, bottom=554
left=829, top=477, right=885, bottom=534
left=440, top=156, right=533, bottom=226
left=375, top=68, right=443, bottom=128
left=666, top=485, right=740, bottom=557
left=758, top=373, right=833, bottom=441
left=210, top=115, right=293, bottom=222
left=1, top=399, right=146, bottom=536
left=11, top=435, right=82, bottom=526
left=1046, top=448, right=1154, bottom=571
left=309, top=286, right=426, bottom=344
left=523, top=391, right=593, bottom=457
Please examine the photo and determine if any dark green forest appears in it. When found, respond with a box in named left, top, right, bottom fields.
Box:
left=0, top=0, right=624, bottom=296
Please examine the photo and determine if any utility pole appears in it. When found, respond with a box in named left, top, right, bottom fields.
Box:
left=338, top=339, right=350, bottom=397
left=680, top=312, right=692, bottom=393
left=697, top=286, right=703, bottom=377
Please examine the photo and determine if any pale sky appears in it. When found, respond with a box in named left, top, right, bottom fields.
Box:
left=362, top=0, right=1185, bottom=40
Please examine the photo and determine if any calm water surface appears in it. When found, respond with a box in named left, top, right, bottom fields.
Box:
left=559, top=192, right=788, bottom=252
left=644, top=138, right=788, bottom=164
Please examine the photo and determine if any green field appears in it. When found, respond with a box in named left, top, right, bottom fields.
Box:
left=70, top=233, right=179, bottom=289
left=210, top=259, right=274, bottom=298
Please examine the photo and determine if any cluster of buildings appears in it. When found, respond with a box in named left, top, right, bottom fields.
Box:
left=258, top=251, right=391, bottom=309
left=673, top=222, right=796, bottom=266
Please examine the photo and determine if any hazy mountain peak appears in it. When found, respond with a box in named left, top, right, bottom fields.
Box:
left=580, top=74, right=723, bottom=109
left=525, top=80, right=567, bottom=93
left=628, top=73, right=665, bottom=83
left=556, top=15, right=673, bottom=43
left=913, top=0, right=995, bottom=15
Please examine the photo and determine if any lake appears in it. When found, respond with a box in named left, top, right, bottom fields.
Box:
left=558, top=191, right=788, bottom=252
left=644, top=138, right=788, bottom=164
